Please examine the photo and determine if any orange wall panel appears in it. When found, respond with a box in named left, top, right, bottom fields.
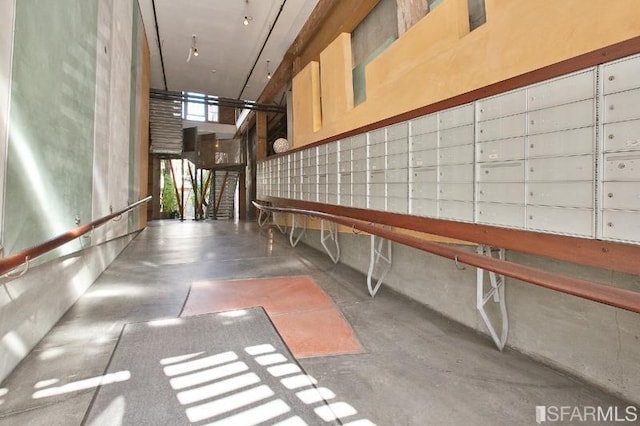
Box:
left=292, top=0, right=640, bottom=146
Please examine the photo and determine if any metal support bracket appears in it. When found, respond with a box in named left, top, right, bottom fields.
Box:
left=476, top=245, right=509, bottom=351
left=257, top=208, right=271, bottom=228
left=320, top=220, right=340, bottom=264
left=289, top=214, right=307, bottom=247
left=273, top=211, right=288, bottom=234
left=367, top=234, right=392, bottom=297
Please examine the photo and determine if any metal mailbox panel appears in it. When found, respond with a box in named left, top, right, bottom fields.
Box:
left=439, top=183, right=474, bottom=201
left=411, top=182, right=437, bottom=199
left=387, top=153, right=408, bottom=170
left=369, top=196, right=386, bottom=211
left=477, top=203, right=525, bottom=228
left=352, top=194, right=366, bottom=208
left=353, top=158, right=366, bottom=173
left=368, top=141, right=386, bottom=157
left=387, top=122, right=408, bottom=141
left=387, top=169, right=408, bottom=183
left=353, top=182, right=366, bottom=196
left=477, top=161, right=525, bottom=182
left=477, top=114, right=526, bottom=142
left=369, top=129, right=385, bottom=144
left=328, top=173, right=338, bottom=185
left=476, top=89, right=526, bottom=121
left=327, top=194, right=338, bottom=205
left=411, top=148, right=438, bottom=168
left=369, top=171, right=385, bottom=184
left=528, top=99, right=594, bottom=135
left=528, top=126, right=594, bottom=158
left=602, top=54, right=640, bottom=95
left=528, top=155, right=594, bottom=182
left=439, top=144, right=474, bottom=165
left=352, top=172, right=366, bottom=185
left=339, top=138, right=351, bottom=151
left=438, top=103, right=474, bottom=129
left=388, top=139, right=408, bottom=155
left=340, top=173, right=352, bottom=191
left=439, top=124, right=474, bottom=148
left=388, top=183, right=408, bottom=198
left=477, top=182, right=525, bottom=204
left=369, top=156, right=386, bottom=171
left=339, top=148, right=352, bottom=162
left=439, top=200, right=474, bottom=222
left=602, top=182, right=640, bottom=210
left=352, top=134, right=366, bottom=148
left=327, top=142, right=338, bottom=153
left=526, top=206, right=593, bottom=237
left=603, top=119, right=640, bottom=152
left=412, top=167, right=438, bottom=183
left=339, top=160, right=351, bottom=174
left=528, top=69, right=595, bottom=110
left=477, top=137, right=525, bottom=163
left=352, top=146, right=366, bottom=161
left=439, top=164, right=474, bottom=183
left=411, top=198, right=438, bottom=217
left=411, top=114, right=438, bottom=135
left=410, top=131, right=438, bottom=151
left=339, top=193, right=352, bottom=207
left=527, top=181, right=594, bottom=208
left=603, top=88, right=640, bottom=123
left=603, top=152, right=640, bottom=181
left=387, top=196, right=408, bottom=214
left=601, top=209, right=640, bottom=243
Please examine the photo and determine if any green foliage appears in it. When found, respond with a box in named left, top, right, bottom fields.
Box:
left=161, top=164, right=178, bottom=214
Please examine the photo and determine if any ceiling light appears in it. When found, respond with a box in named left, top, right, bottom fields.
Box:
left=244, top=16, right=250, bottom=25
left=187, top=34, right=198, bottom=62
left=266, top=60, right=272, bottom=80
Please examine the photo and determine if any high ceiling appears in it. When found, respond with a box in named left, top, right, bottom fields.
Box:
left=138, top=0, right=320, bottom=102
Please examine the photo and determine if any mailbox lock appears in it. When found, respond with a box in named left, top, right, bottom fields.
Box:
left=607, top=222, right=614, bottom=227
left=608, top=75, right=615, bottom=81
left=530, top=120, right=535, bottom=125
left=608, top=134, right=614, bottom=139
left=608, top=193, right=614, bottom=198
left=530, top=167, right=535, bottom=172
left=480, top=149, right=484, bottom=154
left=530, top=144, right=534, bottom=149
left=479, top=190, right=484, bottom=194
left=618, top=163, right=626, bottom=169
left=610, top=105, right=615, bottom=110
left=529, top=215, right=534, bottom=220
left=480, top=108, right=485, bottom=113
left=485, top=170, right=490, bottom=174
left=530, top=192, right=534, bottom=196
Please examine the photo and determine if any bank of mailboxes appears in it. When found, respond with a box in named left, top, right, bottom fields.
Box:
left=258, top=54, right=640, bottom=244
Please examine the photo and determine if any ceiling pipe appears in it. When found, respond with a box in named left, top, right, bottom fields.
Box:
left=151, top=0, right=168, bottom=90
left=237, top=0, right=287, bottom=100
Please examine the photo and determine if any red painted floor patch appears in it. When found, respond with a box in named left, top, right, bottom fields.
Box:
left=181, top=276, right=363, bottom=358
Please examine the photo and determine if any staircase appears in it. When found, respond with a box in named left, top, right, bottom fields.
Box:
left=208, top=171, right=239, bottom=220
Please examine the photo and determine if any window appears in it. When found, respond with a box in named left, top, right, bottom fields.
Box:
left=182, top=92, right=219, bottom=123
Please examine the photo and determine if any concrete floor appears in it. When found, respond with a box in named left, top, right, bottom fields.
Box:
left=0, top=220, right=631, bottom=425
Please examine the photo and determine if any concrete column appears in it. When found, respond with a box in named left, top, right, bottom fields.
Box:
left=396, top=0, right=429, bottom=36
left=0, top=0, right=16, bottom=247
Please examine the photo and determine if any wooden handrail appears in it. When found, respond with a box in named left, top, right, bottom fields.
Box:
left=0, top=196, right=152, bottom=277
left=253, top=201, right=640, bottom=315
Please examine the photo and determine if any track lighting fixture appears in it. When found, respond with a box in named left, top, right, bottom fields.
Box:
left=266, top=60, right=272, bottom=80
left=187, top=34, right=198, bottom=62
